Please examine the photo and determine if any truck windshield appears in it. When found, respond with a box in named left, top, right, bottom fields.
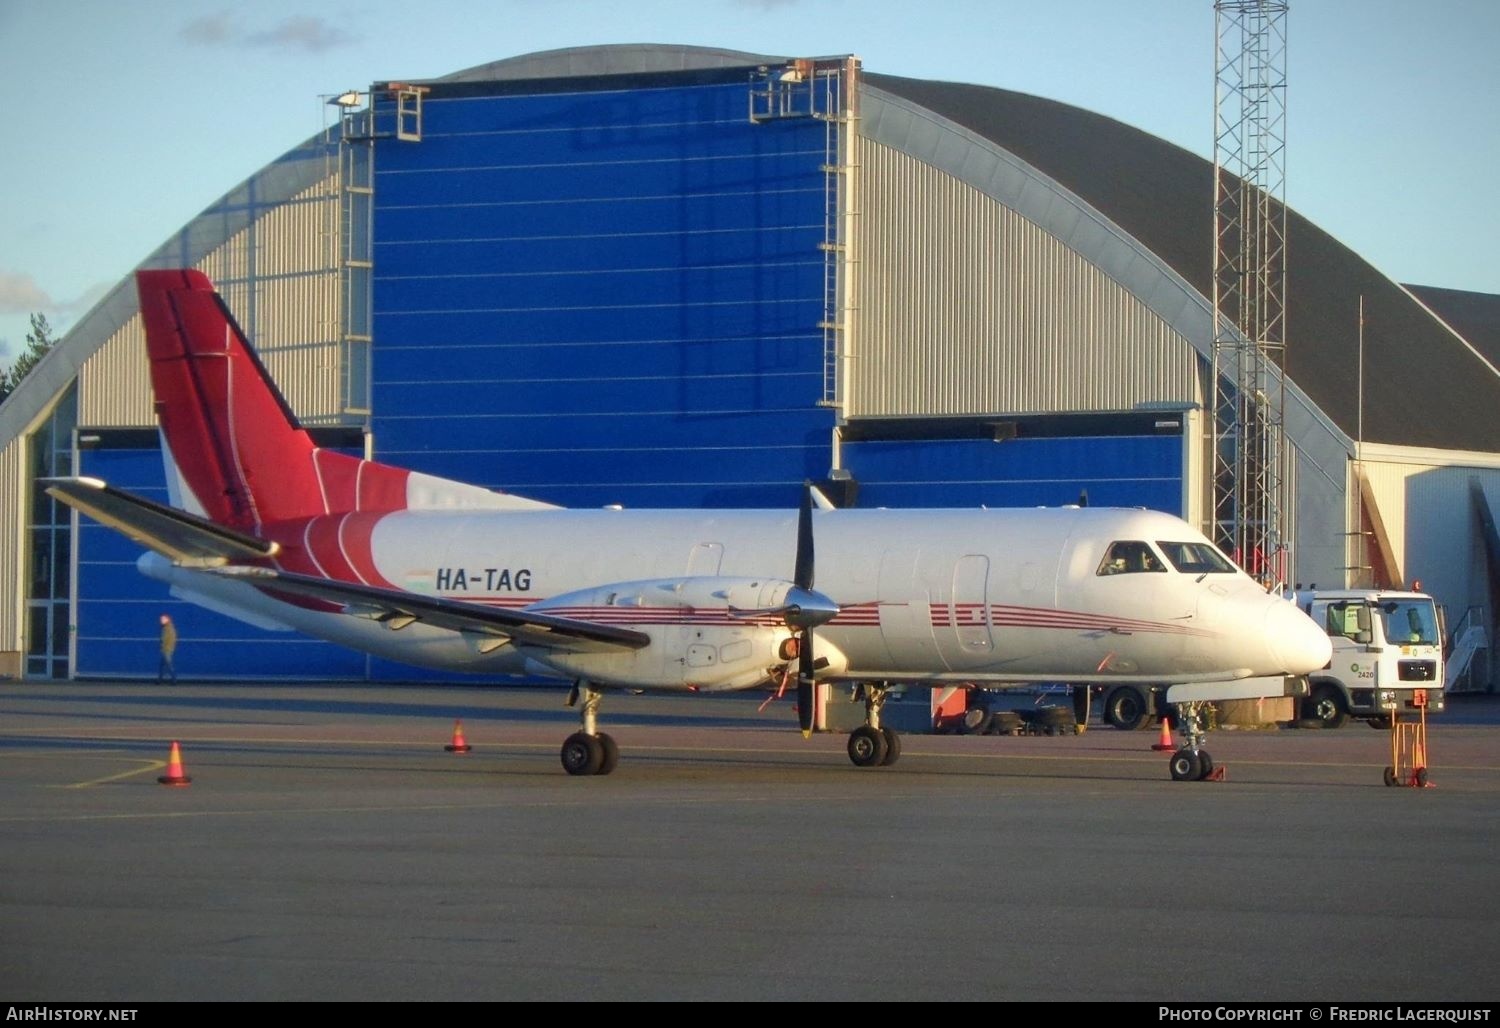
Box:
left=1379, top=601, right=1440, bottom=646
left=1156, top=541, right=1236, bottom=574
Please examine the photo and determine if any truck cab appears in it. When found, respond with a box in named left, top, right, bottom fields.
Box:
left=1290, top=589, right=1446, bottom=728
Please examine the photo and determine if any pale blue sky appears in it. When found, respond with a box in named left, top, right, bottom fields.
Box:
left=1, top=0, right=1495, bottom=358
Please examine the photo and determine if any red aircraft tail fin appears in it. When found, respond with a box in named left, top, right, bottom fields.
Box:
left=136, top=271, right=416, bottom=531
left=136, top=270, right=555, bottom=530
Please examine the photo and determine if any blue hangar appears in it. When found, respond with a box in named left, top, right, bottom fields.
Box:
left=2, top=45, right=1498, bottom=683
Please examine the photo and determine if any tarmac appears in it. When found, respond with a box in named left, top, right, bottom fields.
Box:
left=2, top=681, right=1498, bottom=1002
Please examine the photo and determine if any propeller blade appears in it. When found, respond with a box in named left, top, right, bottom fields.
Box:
left=794, top=481, right=814, bottom=591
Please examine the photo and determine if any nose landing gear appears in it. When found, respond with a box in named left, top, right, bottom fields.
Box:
left=1165, top=700, right=1225, bottom=782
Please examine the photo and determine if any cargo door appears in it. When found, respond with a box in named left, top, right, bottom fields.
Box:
left=877, top=547, right=945, bottom=672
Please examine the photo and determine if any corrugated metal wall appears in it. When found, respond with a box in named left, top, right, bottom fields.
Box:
left=76, top=180, right=342, bottom=430
left=200, top=184, right=344, bottom=425
left=850, top=139, right=1198, bottom=419
left=77, top=322, right=151, bottom=427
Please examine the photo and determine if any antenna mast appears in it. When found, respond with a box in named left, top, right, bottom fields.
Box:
left=1211, top=0, right=1290, bottom=588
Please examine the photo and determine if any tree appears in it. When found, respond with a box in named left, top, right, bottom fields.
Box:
left=0, top=313, right=56, bottom=403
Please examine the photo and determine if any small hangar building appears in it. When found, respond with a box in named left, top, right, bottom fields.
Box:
left=1, top=44, right=1496, bottom=685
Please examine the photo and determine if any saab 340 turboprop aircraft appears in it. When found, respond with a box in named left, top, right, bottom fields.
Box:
left=43, top=270, right=1332, bottom=778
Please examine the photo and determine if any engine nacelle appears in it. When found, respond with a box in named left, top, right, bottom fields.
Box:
left=518, top=576, right=844, bottom=690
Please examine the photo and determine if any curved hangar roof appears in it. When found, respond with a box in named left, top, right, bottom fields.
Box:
left=12, top=44, right=1496, bottom=458
left=862, top=72, right=1500, bottom=454
left=449, top=43, right=1500, bottom=454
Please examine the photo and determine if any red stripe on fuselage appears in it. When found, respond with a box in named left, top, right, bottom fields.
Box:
left=303, top=515, right=361, bottom=582
left=337, top=512, right=396, bottom=588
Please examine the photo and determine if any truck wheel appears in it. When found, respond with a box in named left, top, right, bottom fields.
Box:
left=1104, top=687, right=1152, bottom=731
left=958, top=707, right=991, bottom=735
left=1304, top=684, right=1348, bottom=729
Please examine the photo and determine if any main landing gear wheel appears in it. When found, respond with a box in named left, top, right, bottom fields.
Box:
left=597, top=732, right=619, bottom=775
left=880, top=727, right=902, bottom=766
left=1169, top=747, right=1202, bottom=782
left=848, top=725, right=889, bottom=768
left=561, top=731, right=619, bottom=776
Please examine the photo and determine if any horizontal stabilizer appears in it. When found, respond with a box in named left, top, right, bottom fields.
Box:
left=210, top=566, right=651, bottom=653
left=41, top=477, right=277, bottom=565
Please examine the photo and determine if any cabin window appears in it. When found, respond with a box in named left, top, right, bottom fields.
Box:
left=1156, top=541, right=1236, bottom=574
left=1096, top=541, right=1167, bottom=576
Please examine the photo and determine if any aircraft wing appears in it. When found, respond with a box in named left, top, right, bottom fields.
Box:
left=40, top=476, right=277, bottom=565
left=210, top=566, right=651, bottom=653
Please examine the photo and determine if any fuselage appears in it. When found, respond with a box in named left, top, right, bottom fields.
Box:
left=148, top=504, right=1332, bottom=689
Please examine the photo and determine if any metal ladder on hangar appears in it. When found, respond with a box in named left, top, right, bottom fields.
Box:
left=749, top=57, right=860, bottom=413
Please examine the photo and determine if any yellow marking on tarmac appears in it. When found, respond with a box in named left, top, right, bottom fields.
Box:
left=57, top=759, right=167, bottom=789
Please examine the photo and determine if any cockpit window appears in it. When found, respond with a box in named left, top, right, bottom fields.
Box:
left=1156, top=541, right=1236, bottom=575
left=1096, top=541, right=1167, bottom=576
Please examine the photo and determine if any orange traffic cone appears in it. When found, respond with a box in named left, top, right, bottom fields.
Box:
left=1151, top=717, right=1175, bottom=752
left=444, top=719, right=472, bottom=754
left=157, top=741, right=192, bottom=786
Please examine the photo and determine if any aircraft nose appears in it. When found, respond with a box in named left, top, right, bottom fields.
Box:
left=1263, top=597, right=1333, bottom=675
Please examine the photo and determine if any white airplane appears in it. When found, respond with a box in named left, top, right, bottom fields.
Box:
left=43, top=270, right=1332, bottom=777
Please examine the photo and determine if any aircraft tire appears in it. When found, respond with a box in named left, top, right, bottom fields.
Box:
left=1196, top=751, right=1215, bottom=780
left=1105, top=686, right=1152, bottom=731
left=1169, top=748, right=1202, bottom=782
left=848, top=725, right=889, bottom=768
left=561, top=732, right=604, bottom=776
left=596, top=732, right=620, bottom=776
left=879, top=727, right=902, bottom=766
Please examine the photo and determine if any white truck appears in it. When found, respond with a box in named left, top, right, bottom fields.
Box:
left=1097, top=587, right=1446, bottom=731
left=1286, top=588, right=1445, bottom=728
